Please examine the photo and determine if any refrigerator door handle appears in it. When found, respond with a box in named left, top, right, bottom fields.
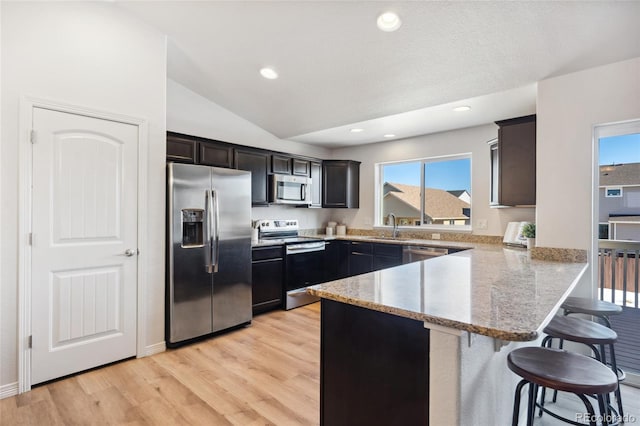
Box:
left=212, top=189, right=220, bottom=273
left=205, top=189, right=214, bottom=274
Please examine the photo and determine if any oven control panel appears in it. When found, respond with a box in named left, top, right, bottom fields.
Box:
left=256, top=219, right=299, bottom=233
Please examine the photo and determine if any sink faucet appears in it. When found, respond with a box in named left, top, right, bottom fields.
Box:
left=387, top=213, right=398, bottom=238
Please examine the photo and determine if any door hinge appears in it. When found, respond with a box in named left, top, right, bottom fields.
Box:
left=30, top=130, right=36, bottom=144
left=28, top=233, right=33, bottom=246
left=28, top=335, right=32, bottom=349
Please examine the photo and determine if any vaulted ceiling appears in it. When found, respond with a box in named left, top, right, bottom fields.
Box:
left=118, top=1, right=640, bottom=147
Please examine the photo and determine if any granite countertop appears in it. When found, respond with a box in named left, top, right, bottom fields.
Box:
left=307, top=245, right=588, bottom=341
left=251, top=234, right=478, bottom=249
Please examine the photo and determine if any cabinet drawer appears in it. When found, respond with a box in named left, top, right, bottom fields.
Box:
left=374, top=243, right=402, bottom=258
left=252, top=245, right=284, bottom=261
left=350, top=242, right=373, bottom=255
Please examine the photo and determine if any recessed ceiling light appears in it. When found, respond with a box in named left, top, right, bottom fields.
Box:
left=377, top=12, right=402, bottom=32
left=350, top=128, right=364, bottom=133
left=453, top=105, right=472, bottom=112
left=260, top=67, right=278, bottom=80
left=384, top=134, right=396, bottom=138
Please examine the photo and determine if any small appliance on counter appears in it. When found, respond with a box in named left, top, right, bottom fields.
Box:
left=326, top=221, right=336, bottom=236
left=503, top=221, right=530, bottom=247
left=256, top=219, right=326, bottom=310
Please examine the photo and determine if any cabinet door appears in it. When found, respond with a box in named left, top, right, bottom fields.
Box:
left=310, top=161, right=322, bottom=208
left=251, top=257, right=284, bottom=314
left=235, top=149, right=269, bottom=206
left=167, top=133, right=197, bottom=163
left=496, top=115, right=536, bottom=206
left=271, top=154, right=291, bottom=174
left=292, top=158, right=310, bottom=177
left=200, top=140, right=233, bottom=168
left=349, top=243, right=373, bottom=275
left=323, top=161, right=360, bottom=208
left=373, top=243, right=403, bottom=271
left=324, top=240, right=352, bottom=281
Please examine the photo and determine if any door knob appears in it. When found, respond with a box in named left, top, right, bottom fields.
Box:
left=124, top=249, right=136, bottom=257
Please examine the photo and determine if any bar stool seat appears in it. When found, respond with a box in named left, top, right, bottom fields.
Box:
left=543, top=315, right=617, bottom=346
left=541, top=315, right=625, bottom=421
left=561, top=297, right=622, bottom=327
left=508, top=347, right=618, bottom=426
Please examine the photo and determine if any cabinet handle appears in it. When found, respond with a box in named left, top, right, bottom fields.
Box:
left=252, top=258, right=284, bottom=264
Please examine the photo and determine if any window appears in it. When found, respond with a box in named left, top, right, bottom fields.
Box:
left=605, top=187, right=623, bottom=198
left=377, top=154, right=471, bottom=229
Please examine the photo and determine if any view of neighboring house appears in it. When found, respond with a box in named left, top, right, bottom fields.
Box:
left=447, top=189, right=471, bottom=204
left=383, top=182, right=471, bottom=226
left=599, top=162, right=640, bottom=241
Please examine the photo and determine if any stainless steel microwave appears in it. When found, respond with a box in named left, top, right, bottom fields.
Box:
left=269, top=174, right=312, bottom=205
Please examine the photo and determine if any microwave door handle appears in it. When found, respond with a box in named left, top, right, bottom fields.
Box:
left=301, top=184, right=306, bottom=201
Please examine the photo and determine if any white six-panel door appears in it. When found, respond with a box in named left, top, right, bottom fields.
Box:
left=30, top=107, right=138, bottom=384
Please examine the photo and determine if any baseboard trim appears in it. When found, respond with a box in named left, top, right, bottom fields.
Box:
left=0, top=382, right=19, bottom=399
left=142, top=341, right=166, bottom=357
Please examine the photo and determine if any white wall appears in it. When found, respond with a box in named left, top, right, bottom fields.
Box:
left=1, top=2, right=167, bottom=391
left=537, top=57, right=640, bottom=249
left=330, top=124, right=536, bottom=236
left=537, top=58, right=640, bottom=297
left=167, top=79, right=335, bottom=228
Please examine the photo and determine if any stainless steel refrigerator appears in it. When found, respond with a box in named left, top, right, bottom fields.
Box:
left=167, top=163, right=252, bottom=346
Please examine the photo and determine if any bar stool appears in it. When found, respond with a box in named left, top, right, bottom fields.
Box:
left=508, top=347, right=618, bottom=426
left=561, top=296, right=622, bottom=328
left=541, top=315, right=624, bottom=419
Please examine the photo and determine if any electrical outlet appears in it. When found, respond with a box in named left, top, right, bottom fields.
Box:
left=432, top=233, right=441, bottom=240
left=476, top=219, right=488, bottom=230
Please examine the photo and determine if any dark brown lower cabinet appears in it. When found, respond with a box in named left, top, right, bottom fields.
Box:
left=251, top=246, right=284, bottom=314
left=321, top=299, right=430, bottom=425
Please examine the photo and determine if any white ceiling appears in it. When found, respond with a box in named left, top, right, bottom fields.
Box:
left=117, top=1, right=640, bottom=147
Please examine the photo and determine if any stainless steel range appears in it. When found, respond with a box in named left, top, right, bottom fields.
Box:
left=256, top=219, right=325, bottom=310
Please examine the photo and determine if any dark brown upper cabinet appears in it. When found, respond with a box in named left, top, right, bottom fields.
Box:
left=322, top=160, right=360, bottom=208
left=309, top=161, right=322, bottom=208
left=167, top=133, right=197, bottom=164
left=292, top=158, right=311, bottom=177
left=494, top=114, right=536, bottom=206
left=234, top=148, right=270, bottom=206
left=271, top=155, right=291, bottom=175
left=199, top=140, right=234, bottom=168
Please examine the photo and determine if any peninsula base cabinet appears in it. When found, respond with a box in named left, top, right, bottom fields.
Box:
left=320, top=299, right=430, bottom=425
left=251, top=246, right=284, bottom=314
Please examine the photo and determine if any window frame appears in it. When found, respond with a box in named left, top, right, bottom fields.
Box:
left=375, top=153, right=472, bottom=232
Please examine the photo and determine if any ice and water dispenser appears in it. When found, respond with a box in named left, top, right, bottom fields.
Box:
left=181, top=209, right=204, bottom=247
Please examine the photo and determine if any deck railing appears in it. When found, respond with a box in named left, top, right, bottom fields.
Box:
left=598, top=240, right=640, bottom=308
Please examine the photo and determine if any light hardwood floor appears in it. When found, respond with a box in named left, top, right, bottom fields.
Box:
left=1, top=302, right=639, bottom=425
left=1, top=303, right=321, bottom=425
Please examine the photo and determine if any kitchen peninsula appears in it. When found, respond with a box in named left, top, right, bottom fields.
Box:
left=307, top=245, right=588, bottom=425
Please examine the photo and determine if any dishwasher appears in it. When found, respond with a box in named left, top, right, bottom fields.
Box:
left=402, top=246, right=449, bottom=264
